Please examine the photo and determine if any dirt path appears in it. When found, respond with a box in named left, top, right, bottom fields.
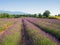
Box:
left=0, top=31, right=5, bottom=35
left=21, top=19, right=30, bottom=45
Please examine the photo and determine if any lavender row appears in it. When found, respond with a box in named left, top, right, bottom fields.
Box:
left=23, top=19, right=58, bottom=45
left=25, top=18, right=60, bottom=40
left=0, top=18, right=17, bottom=32
left=0, top=18, right=22, bottom=45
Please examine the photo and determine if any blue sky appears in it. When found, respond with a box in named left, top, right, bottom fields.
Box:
left=0, top=0, right=60, bottom=15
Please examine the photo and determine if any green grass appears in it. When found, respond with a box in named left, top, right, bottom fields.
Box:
left=0, top=26, right=5, bottom=31
left=1, top=31, right=20, bottom=45
left=48, top=16, right=60, bottom=19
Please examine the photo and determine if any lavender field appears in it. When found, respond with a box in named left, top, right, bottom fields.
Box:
left=0, top=18, right=60, bottom=45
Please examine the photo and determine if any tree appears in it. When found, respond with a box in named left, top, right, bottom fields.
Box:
left=58, top=14, right=60, bottom=16
left=33, top=14, right=37, bottom=17
left=1, top=13, right=10, bottom=18
left=55, top=15, right=57, bottom=16
left=38, top=13, right=42, bottom=18
left=43, top=10, right=50, bottom=18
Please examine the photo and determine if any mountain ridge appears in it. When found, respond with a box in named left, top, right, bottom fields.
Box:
left=0, top=10, right=28, bottom=14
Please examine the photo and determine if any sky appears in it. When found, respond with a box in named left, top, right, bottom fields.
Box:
left=0, top=0, right=60, bottom=15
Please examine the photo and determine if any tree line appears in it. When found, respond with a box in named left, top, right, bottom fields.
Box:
left=0, top=10, right=60, bottom=18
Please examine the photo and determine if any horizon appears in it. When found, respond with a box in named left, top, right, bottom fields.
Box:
left=0, top=0, right=60, bottom=15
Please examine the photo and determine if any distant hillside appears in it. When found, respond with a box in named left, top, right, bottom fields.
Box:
left=0, top=10, right=28, bottom=14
